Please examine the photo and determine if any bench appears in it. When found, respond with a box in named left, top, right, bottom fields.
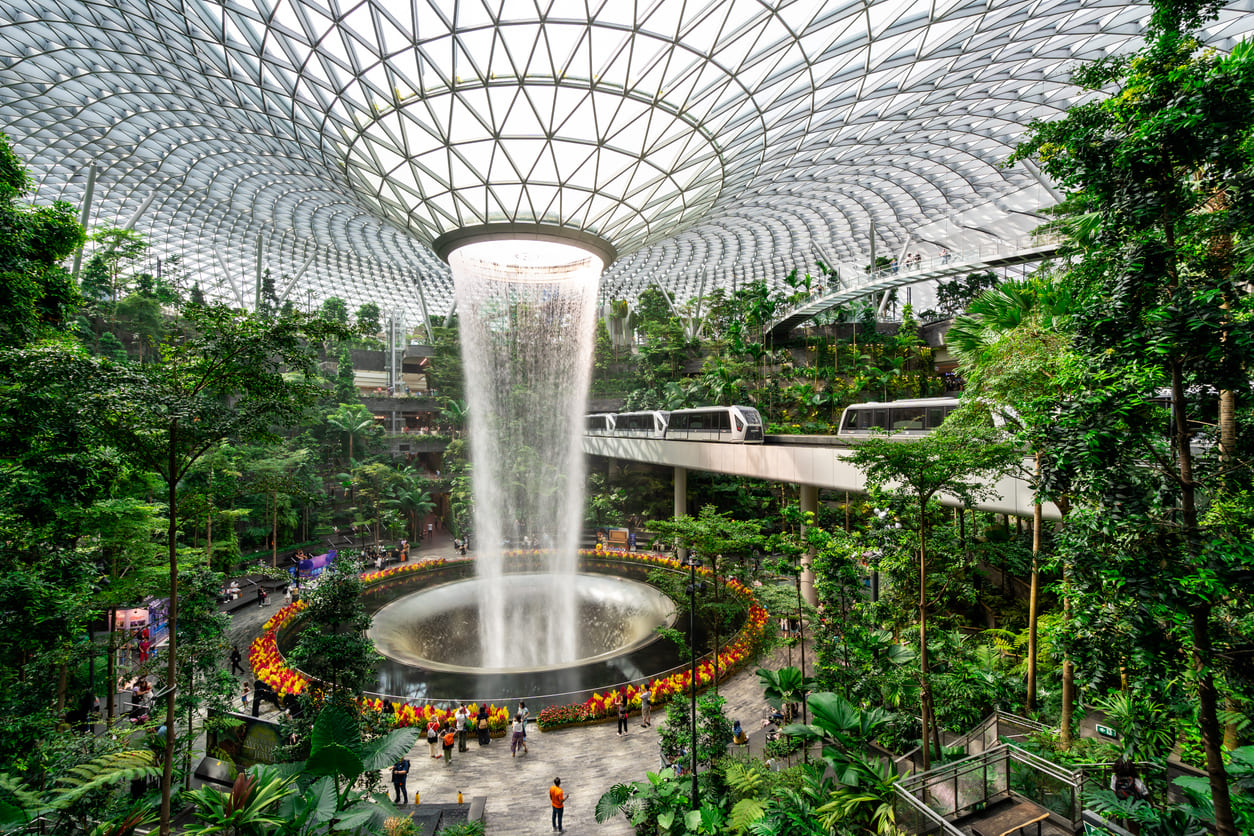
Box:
left=971, top=800, right=1050, bottom=836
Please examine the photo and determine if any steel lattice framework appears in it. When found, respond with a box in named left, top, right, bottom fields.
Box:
left=4, top=0, right=1253, bottom=318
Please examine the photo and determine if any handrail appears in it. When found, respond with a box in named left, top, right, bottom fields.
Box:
left=892, top=785, right=967, bottom=836
left=1005, top=741, right=1084, bottom=786
left=769, top=234, right=1064, bottom=326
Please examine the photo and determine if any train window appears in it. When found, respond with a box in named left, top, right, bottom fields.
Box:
left=874, top=409, right=889, bottom=429
left=719, top=411, right=731, bottom=431
left=734, top=415, right=743, bottom=432
left=892, top=406, right=926, bottom=431
left=671, top=413, right=688, bottom=430
left=927, top=408, right=946, bottom=428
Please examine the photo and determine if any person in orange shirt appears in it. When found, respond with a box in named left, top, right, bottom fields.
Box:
left=549, top=776, right=569, bottom=832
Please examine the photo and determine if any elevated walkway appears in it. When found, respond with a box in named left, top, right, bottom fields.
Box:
left=583, top=434, right=1060, bottom=520
left=767, top=237, right=1061, bottom=339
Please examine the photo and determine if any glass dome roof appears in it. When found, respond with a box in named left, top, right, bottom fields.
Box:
left=4, top=0, right=1253, bottom=317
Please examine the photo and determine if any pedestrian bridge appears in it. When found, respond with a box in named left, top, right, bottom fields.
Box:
left=583, top=434, right=1061, bottom=520
left=766, top=237, right=1061, bottom=339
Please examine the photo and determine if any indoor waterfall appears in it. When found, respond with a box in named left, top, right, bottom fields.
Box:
left=450, top=241, right=601, bottom=669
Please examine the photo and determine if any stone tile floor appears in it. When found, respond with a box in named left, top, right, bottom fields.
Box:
left=227, top=545, right=799, bottom=834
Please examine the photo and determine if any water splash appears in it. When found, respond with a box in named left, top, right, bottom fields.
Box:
left=450, top=242, right=601, bottom=668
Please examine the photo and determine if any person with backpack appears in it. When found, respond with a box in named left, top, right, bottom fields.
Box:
left=1110, top=758, right=1148, bottom=801
left=442, top=722, right=456, bottom=766
left=426, top=716, right=442, bottom=758
left=391, top=757, right=410, bottom=804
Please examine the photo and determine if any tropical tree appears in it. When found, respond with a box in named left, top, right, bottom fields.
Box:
left=274, top=703, right=418, bottom=835
left=0, top=133, right=84, bottom=347
left=285, top=557, right=378, bottom=696
left=783, top=692, right=901, bottom=835
left=847, top=424, right=1019, bottom=769
left=325, top=403, right=377, bottom=464
left=81, top=302, right=343, bottom=835
left=948, top=274, right=1079, bottom=720
left=388, top=472, right=436, bottom=544
left=647, top=507, right=762, bottom=692
left=440, top=398, right=468, bottom=434
left=1009, top=2, right=1254, bottom=829
left=355, top=302, right=381, bottom=335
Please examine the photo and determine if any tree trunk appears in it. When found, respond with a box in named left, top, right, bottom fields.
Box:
left=56, top=660, right=67, bottom=713
left=1223, top=696, right=1240, bottom=751
left=105, top=608, right=115, bottom=727
left=1171, top=363, right=1236, bottom=835
left=159, top=431, right=179, bottom=836
left=206, top=503, right=213, bottom=568
left=1194, top=605, right=1237, bottom=836
left=1060, top=557, right=1075, bottom=749
left=918, top=498, right=934, bottom=770
left=1027, top=456, right=1042, bottom=712
left=271, top=492, right=278, bottom=568
left=1218, top=389, right=1236, bottom=471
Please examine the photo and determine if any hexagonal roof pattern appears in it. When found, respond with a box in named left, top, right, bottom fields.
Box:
left=4, top=0, right=1253, bottom=320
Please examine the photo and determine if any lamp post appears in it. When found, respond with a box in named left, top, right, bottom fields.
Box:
left=685, top=553, right=703, bottom=809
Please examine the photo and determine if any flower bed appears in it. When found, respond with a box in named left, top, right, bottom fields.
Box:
left=248, top=549, right=768, bottom=731
left=536, top=558, right=770, bottom=731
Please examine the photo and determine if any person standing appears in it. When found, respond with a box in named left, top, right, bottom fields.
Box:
left=549, top=776, right=569, bottom=832
left=476, top=703, right=491, bottom=746
left=615, top=693, right=628, bottom=736
left=510, top=714, right=525, bottom=757
left=239, top=682, right=251, bottom=711
left=229, top=645, right=244, bottom=676
left=518, top=701, right=530, bottom=754
left=455, top=703, right=470, bottom=752
left=442, top=724, right=455, bottom=766
left=426, top=717, right=442, bottom=758
left=640, top=684, right=652, bottom=727
left=391, top=757, right=410, bottom=804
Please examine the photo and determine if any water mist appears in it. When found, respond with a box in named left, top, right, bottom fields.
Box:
left=450, top=241, right=601, bottom=669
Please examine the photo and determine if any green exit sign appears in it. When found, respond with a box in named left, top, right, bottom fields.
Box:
left=1096, top=723, right=1120, bottom=740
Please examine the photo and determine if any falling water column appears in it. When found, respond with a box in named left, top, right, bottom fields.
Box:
left=449, top=242, right=601, bottom=669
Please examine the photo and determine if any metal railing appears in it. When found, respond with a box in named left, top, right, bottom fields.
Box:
left=897, top=742, right=1085, bottom=832
left=892, top=785, right=968, bottom=836
left=770, top=234, right=1063, bottom=325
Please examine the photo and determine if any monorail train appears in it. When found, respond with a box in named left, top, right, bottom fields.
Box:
left=586, top=413, right=616, bottom=435
left=613, top=410, right=669, bottom=438
left=666, top=406, right=764, bottom=443
left=837, top=397, right=962, bottom=435
left=585, top=406, right=764, bottom=443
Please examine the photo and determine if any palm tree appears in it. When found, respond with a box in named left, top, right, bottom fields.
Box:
left=326, top=402, right=376, bottom=464
left=948, top=274, right=1077, bottom=728
left=389, top=473, right=436, bottom=544
left=440, top=398, right=468, bottom=435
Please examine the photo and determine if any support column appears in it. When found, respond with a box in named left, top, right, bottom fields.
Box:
left=799, top=484, right=818, bottom=606
left=674, top=466, right=688, bottom=559
left=71, top=162, right=97, bottom=280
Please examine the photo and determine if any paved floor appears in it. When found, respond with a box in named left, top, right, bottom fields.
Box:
left=391, top=643, right=790, bottom=836
left=225, top=542, right=794, bottom=835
